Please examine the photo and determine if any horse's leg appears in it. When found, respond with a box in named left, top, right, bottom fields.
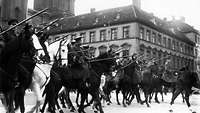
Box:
left=127, top=91, right=134, bottom=105
left=66, top=90, right=76, bottom=112
left=78, top=91, right=87, bottom=113
left=184, top=88, right=195, bottom=113
left=90, top=90, right=104, bottom=113
left=169, top=87, right=183, bottom=112
left=116, top=89, right=120, bottom=105
left=134, top=86, right=142, bottom=104
left=59, top=92, right=66, bottom=108
left=30, top=82, right=43, bottom=111
left=181, top=92, right=185, bottom=103
left=141, top=86, right=150, bottom=107
left=7, top=89, right=15, bottom=113
left=154, top=90, right=160, bottom=103
left=76, top=91, right=80, bottom=107
left=122, top=90, right=127, bottom=107
left=19, top=88, right=25, bottom=113
left=55, top=96, right=64, bottom=113
left=160, top=90, right=164, bottom=102
left=40, top=95, right=48, bottom=113
left=149, top=91, right=153, bottom=103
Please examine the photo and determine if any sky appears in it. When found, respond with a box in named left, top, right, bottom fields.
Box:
left=28, top=0, right=200, bottom=30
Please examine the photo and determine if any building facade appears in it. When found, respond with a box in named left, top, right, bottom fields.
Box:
left=28, top=0, right=75, bottom=29
left=0, top=0, right=28, bottom=28
left=47, top=2, right=198, bottom=71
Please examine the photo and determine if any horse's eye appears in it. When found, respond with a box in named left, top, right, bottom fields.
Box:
left=62, top=49, right=65, bottom=52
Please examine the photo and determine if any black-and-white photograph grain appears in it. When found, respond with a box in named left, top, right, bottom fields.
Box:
left=0, top=0, right=200, bottom=113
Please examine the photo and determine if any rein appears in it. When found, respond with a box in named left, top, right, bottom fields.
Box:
left=35, top=64, right=50, bottom=89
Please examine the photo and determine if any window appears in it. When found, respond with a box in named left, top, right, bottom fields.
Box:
left=163, top=37, right=166, bottom=47
left=111, top=28, right=118, bottom=40
left=100, top=30, right=107, bottom=41
left=146, top=49, right=151, bottom=58
left=180, top=43, right=183, bottom=52
left=89, top=31, right=96, bottom=42
left=123, top=26, right=130, bottom=39
left=139, top=27, right=144, bottom=40
left=146, top=30, right=151, bottom=41
left=140, top=46, right=145, bottom=55
left=80, top=32, right=86, bottom=43
left=152, top=32, right=156, bottom=43
left=176, top=41, right=179, bottom=51
left=157, top=34, right=162, bottom=45
left=172, top=40, right=175, bottom=50
left=168, top=38, right=171, bottom=49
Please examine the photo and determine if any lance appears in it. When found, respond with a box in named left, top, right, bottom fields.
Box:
left=36, top=17, right=64, bottom=34
left=112, top=47, right=128, bottom=55
left=0, top=8, right=48, bottom=36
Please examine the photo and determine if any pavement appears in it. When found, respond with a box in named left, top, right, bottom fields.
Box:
left=0, top=91, right=200, bottom=113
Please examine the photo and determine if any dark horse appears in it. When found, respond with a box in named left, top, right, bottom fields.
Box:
left=0, top=23, right=35, bottom=113
left=42, top=47, right=116, bottom=113
left=169, top=66, right=200, bottom=113
left=140, top=62, right=162, bottom=107
left=103, top=57, right=142, bottom=107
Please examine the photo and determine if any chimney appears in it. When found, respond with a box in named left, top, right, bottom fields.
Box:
left=132, top=0, right=141, bottom=9
left=90, top=8, right=96, bottom=13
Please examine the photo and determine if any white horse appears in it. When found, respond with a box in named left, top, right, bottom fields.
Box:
left=27, top=34, right=70, bottom=113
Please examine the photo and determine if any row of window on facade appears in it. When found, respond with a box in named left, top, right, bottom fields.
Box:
left=49, top=26, right=130, bottom=44
left=139, top=27, right=194, bottom=56
left=82, top=45, right=130, bottom=58
left=140, top=45, right=194, bottom=70
left=195, top=34, right=200, bottom=44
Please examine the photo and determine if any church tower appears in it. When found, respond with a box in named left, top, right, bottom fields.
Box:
left=34, top=0, right=75, bottom=20
left=0, top=0, right=28, bottom=27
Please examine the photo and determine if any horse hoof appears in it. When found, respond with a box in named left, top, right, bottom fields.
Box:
left=40, top=109, right=44, bottom=113
left=169, top=109, right=173, bottom=112
left=123, top=104, right=127, bottom=107
left=155, top=101, right=160, bottom=104
left=192, top=111, right=196, bottom=113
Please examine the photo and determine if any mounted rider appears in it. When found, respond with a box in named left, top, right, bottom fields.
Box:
left=68, top=36, right=88, bottom=67
left=0, top=19, right=36, bottom=87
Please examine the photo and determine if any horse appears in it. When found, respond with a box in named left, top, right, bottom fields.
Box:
left=42, top=47, right=116, bottom=113
left=169, top=66, right=200, bottom=113
left=0, top=23, right=35, bottom=113
left=140, top=61, right=163, bottom=107
left=25, top=35, right=70, bottom=113
left=103, top=57, right=142, bottom=107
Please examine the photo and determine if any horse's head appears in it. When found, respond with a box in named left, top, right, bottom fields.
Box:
left=189, top=72, right=200, bottom=88
left=59, top=38, right=70, bottom=66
